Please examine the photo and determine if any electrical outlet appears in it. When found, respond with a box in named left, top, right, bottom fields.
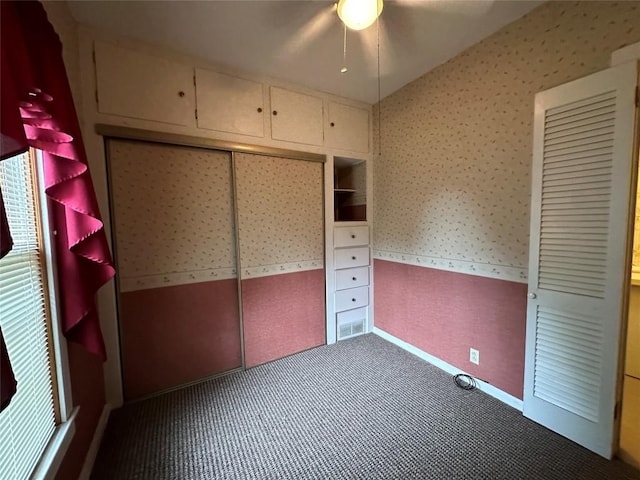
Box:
left=470, top=348, right=480, bottom=365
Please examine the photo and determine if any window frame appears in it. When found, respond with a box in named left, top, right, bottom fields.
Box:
left=1, top=150, right=78, bottom=480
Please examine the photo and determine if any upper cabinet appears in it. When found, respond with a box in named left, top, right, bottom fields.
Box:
left=270, top=87, right=324, bottom=146
left=92, top=41, right=371, bottom=151
left=325, top=102, right=370, bottom=153
left=94, top=41, right=195, bottom=127
left=195, top=69, right=264, bottom=138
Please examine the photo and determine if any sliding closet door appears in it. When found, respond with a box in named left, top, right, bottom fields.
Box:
left=108, top=140, right=241, bottom=400
left=234, top=153, right=325, bottom=367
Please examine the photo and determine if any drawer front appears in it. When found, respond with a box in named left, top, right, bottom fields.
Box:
left=335, top=286, right=369, bottom=312
left=335, top=247, right=369, bottom=269
left=334, top=226, right=369, bottom=247
left=337, top=307, right=367, bottom=326
left=336, top=266, right=369, bottom=290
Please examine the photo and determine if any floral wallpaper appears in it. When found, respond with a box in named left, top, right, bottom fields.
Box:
left=234, top=153, right=324, bottom=278
left=373, top=1, right=640, bottom=283
left=109, top=140, right=237, bottom=291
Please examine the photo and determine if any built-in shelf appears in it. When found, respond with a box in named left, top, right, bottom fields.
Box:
left=334, top=157, right=366, bottom=222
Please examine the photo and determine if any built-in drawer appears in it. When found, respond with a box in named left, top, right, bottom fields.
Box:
left=335, top=247, right=369, bottom=270
left=335, top=286, right=368, bottom=312
left=334, top=225, right=369, bottom=248
left=336, top=266, right=369, bottom=291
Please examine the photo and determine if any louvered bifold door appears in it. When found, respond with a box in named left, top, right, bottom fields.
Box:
left=524, top=61, right=638, bottom=458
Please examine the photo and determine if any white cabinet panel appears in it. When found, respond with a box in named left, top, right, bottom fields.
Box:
left=94, top=41, right=195, bottom=126
left=270, top=86, right=323, bottom=146
left=335, top=286, right=368, bottom=312
left=334, top=225, right=369, bottom=247
left=195, top=69, right=264, bottom=138
left=337, top=307, right=367, bottom=326
left=335, top=247, right=369, bottom=269
left=326, top=102, right=369, bottom=153
left=336, top=266, right=369, bottom=291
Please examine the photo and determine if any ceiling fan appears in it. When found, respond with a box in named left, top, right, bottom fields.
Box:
left=279, top=0, right=498, bottom=75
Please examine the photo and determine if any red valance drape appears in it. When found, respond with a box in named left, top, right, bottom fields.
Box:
left=1, top=0, right=115, bottom=410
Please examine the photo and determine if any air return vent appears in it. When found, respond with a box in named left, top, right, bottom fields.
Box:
left=338, top=319, right=365, bottom=340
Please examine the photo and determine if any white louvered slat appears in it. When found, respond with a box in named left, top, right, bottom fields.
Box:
left=543, top=147, right=613, bottom=166
left=545, top=91, right=615, bottom=116
left=543, top=139, right=613, bottom=157
left=543, top=167, right=611, bottom=182
left=537, top=90, right=614, bottom=300
left=538, top=93, right=615, bottom=298
left=533, top=306, right=603, bottom=422
left=0, top=152, right=57, bottom=480
left=544, top=114, right=614, bottom=136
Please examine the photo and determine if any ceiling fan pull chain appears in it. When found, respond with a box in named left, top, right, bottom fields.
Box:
left=341, top=24, right=348, bottom=74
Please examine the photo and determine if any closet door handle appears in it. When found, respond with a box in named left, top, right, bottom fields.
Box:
left=272, top=110, right=278, bottom=116
left=351, top=234, right=356, bottom=239
left=351, top=256, right=356, bottom=260
left=352, top=298, right=356, bottom=302
left=178, top=91, right=185, bottom=97
left=352, top=277, right=357, bottom=281
left=257, top=107, right=263, bottom=113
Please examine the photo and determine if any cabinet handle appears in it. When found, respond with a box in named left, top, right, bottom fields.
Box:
left=351, top=234, right=356, bottom=239
left=272, top=110, right=278, bottom=116
left=330, top=122, right=335, bottom=127
left=352, top=298, right=356, bottom=302
left=351, top=256, right=356, bottom=260
left=178, top=91, right=185, bottom=97
left=257, top=107, right=263, bottom=113
left=352, top=277, right=357, bottom=281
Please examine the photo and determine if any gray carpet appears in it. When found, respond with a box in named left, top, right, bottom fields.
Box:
left=91, top=334, right=640, bottom=480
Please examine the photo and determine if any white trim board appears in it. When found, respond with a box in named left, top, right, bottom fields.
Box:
left=611, top=41, right=640, bottom=66
left=372, top=250, right=528, bottom=284
left=78, top=404, right=112, bottom=480
left=373, top=327, right=524, bottom=412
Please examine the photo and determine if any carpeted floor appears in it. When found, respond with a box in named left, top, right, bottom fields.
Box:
left=91, top=334, right=640, bottom=480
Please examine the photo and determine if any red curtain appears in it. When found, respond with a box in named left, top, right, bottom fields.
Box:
left=0, top=1, right=115, bottom=410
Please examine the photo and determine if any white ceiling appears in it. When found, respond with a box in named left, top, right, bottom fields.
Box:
left=68, top=0, right=543, bottom=104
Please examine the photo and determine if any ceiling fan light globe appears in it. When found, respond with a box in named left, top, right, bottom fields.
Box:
left=337, top=0, right=383, bottom=31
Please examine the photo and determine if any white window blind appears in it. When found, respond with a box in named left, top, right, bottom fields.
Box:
left=0, top=152, right=57, bottom=480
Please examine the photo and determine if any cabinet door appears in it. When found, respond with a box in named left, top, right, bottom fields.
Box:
left=195, top=69, right=264, bottom=137
left=326, top=102, right=369, bottom=153
left=270, top=86, right=323, bottom=146
left=94, top=41, right=195, bottom=126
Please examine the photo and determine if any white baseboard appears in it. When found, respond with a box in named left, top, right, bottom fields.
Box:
left=373, top=328, right=523, bottom=411
left=78, top=403, right=112, bottom=480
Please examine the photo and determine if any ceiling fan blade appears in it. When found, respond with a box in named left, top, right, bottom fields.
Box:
left=276, top=3, right=338, bottom=59
left=390, top=0, right=495, bottom=16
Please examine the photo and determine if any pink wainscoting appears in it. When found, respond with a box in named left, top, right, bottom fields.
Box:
left=242, top=269, right=326, bottom=368
left=373, top=259, right=527, bottom=399
left=119, top=279, right=242, bottom=400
